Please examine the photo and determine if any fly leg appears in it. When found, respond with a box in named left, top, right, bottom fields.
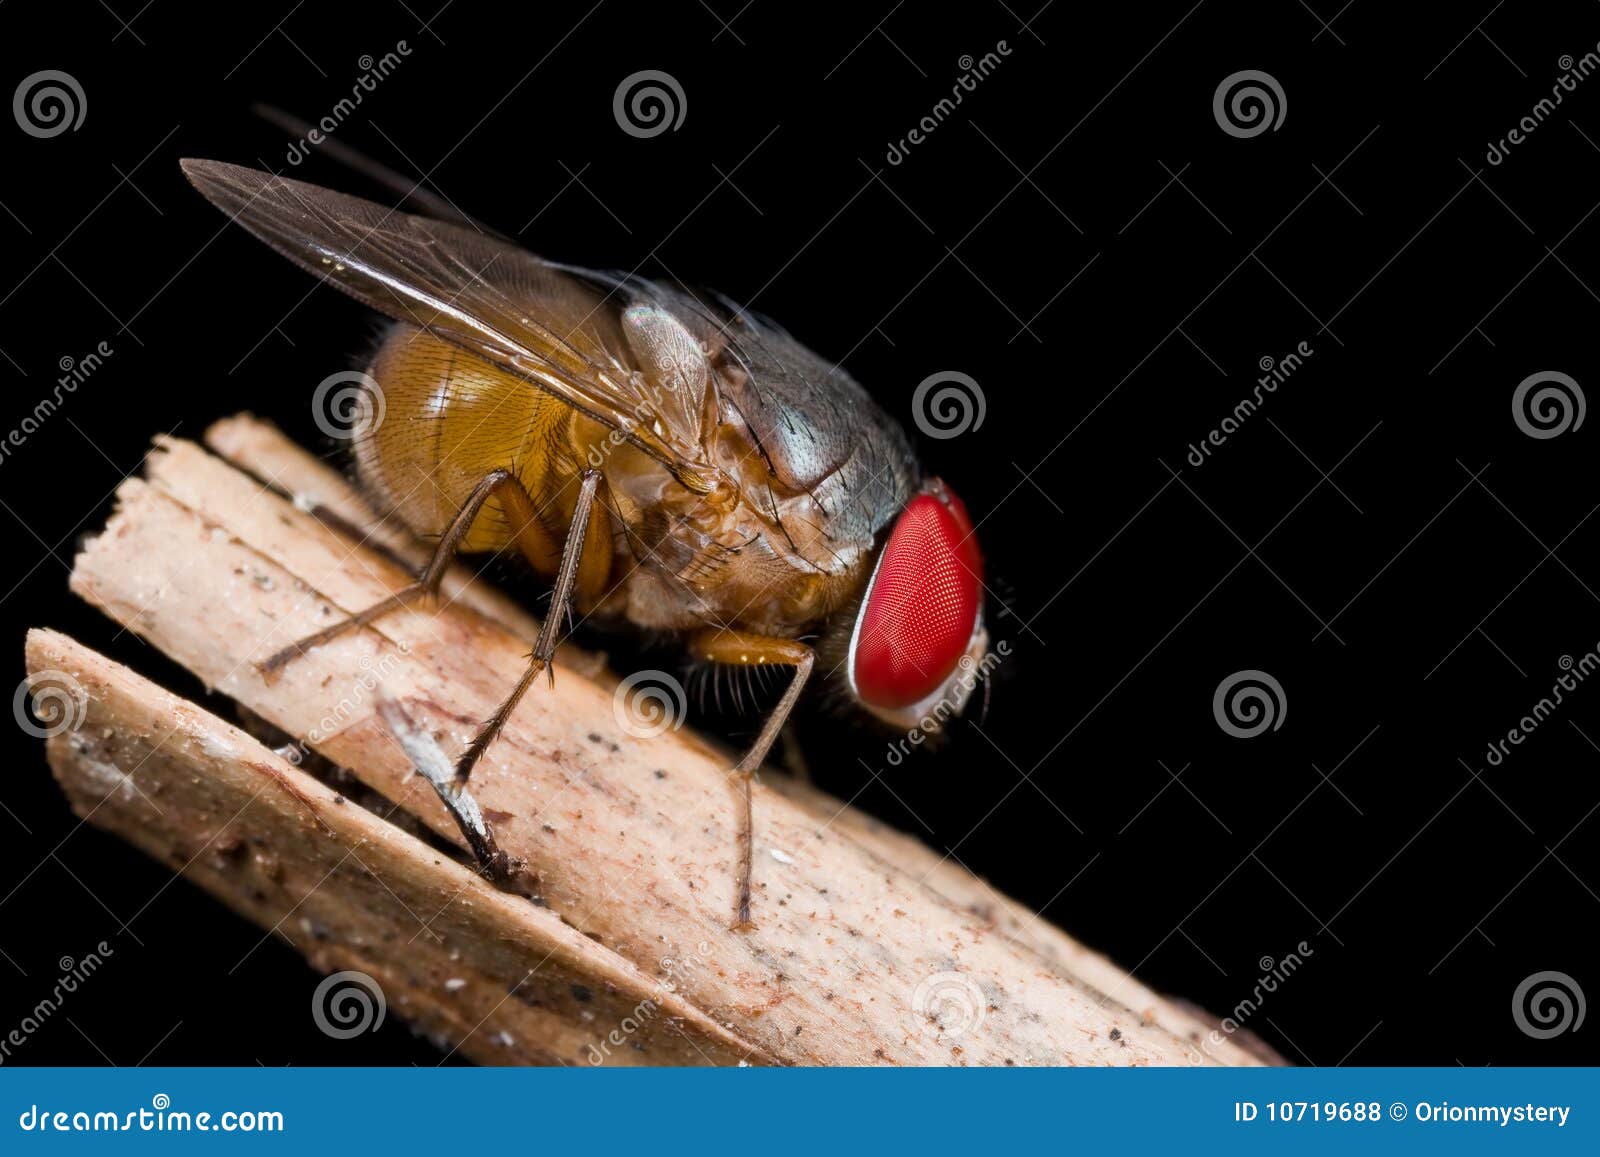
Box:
left=454, top=468, right=603, bottom=787
left=376, top=696, right=530, bottom=892
left=687, top=630, right=815, bottom=930
left=260, top=468, right=558, bottom=676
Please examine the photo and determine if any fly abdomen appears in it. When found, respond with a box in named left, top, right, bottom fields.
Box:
left=355, top=324, right=576, bottom=557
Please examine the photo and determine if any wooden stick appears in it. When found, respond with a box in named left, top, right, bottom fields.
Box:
left=204, top=415, right=606, bottom=683
left=27, top=628, right=767, bottom=1066
left=44, top=417, right=1258, bottom=1066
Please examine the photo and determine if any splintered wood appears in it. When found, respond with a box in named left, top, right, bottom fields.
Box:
left=26, top=415, right=1259, bottom=1067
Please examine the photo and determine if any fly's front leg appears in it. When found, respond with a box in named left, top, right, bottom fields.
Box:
left=260, top=469, right=557, bottom=675
left=688, top=630, right=815, bottom=930
left=454, top=468, right=603, bottom=787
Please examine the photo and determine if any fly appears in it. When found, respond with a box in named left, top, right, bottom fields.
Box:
left=180, top=157, right=990, bottom=928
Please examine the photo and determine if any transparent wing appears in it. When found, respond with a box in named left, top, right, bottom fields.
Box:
left=180, top=159, right=714, bottom=483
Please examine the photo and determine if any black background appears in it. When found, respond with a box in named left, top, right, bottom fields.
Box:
left=1, top=0, right=1597, bottom=1066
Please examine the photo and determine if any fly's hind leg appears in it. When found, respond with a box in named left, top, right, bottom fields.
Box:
left=453, top=468, right=606, bottom=788
left=260, top=468, right=558, bottom=676
left=687, top=630, right=815, bottom=930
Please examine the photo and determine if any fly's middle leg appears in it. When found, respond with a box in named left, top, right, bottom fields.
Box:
left=453, top=468, right=606, bottom=788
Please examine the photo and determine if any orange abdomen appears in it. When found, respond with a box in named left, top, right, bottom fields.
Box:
left=355, top=325, right=612, bottom=588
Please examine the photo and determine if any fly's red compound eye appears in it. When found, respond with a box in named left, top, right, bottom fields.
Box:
left=850, top=484, right=984, bottom=711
